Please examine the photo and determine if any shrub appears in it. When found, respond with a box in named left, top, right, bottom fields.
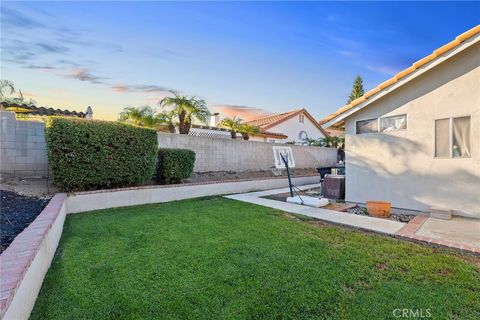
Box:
left=46, top=118, right=158, bottom=191
left=156, top=148, right=196, bottom=184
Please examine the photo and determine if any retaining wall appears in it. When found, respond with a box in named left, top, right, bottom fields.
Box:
left=157, top=132, right=338, bottom=172
left=0, top=111, right=48, bottom=176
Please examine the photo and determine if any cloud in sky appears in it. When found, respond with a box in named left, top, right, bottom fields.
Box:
left=212, top=105, right=272, bottom=121
left=111, top=84, right=171, bottom=94
left=66, top=68, right=105, bottom=84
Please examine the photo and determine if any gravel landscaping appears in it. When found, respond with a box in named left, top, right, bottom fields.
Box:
left=263, top=188, right=416, bottom=223
left=0, top=190, right=50, bottom=253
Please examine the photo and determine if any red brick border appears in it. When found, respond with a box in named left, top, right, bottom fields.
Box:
left=395, top=215, right=480, bottom=256
left=0, top=193, right=67, bottom=318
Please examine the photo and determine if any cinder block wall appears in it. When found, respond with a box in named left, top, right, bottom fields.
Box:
left=0, top=111, right=48, bottom=176
left=158, top=132, right=338, bottom=172
left=0, top=112, right=338, bottom=177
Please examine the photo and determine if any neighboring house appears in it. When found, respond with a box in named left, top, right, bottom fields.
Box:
left=321, top=25, right=480, bottom=218
left=246, top=108, right=329, bottom=143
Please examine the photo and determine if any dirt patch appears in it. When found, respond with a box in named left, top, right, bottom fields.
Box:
left=0, top=173, right=58, bottom=197
left=375, top=263, right=388, bottom=271
left=1, top=169, right=319, bottom=196
left=0, top=190, right=51, bottom=253
left=435, top=268, right=453, bottom=276
left=185, top=168, right=318, bottom=184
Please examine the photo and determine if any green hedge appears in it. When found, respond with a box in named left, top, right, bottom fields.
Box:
left=46, top=118, right=158, bottom=191
left=156, top=148, right=196, bottom=184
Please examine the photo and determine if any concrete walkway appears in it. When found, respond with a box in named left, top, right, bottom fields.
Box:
left=396, top=215, right=480, bottom=253
left=417, top=217, right=480, bottom=247
left=224, top=184, right=406, bottom=236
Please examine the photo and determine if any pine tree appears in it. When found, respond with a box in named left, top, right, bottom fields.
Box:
left=347, top=75, right=365, bottom=104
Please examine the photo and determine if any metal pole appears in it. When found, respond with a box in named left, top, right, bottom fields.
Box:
left=280, top=153, right=294, bottom=197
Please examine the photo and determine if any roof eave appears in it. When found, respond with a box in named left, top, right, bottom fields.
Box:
left=324, top=32, right=480, bottom=128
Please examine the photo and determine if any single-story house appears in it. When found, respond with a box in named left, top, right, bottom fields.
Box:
left=245, top=108, right=329, bottom=143
left=321, top=25, right=480, bottom=218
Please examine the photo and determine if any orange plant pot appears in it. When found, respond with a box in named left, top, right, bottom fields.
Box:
left=366, top=201, right=391, bottom=218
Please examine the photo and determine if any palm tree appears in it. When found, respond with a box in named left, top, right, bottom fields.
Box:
left=218, top=116, right=242, bottom=139
left=182, top=98, right=210, bottom=134
left=119, top=106, right=154, bottom=126
left=159, top=91, right=210, bottom=134
left=156, top=110, right=177, bottom=133
left=239, top=123, right=260, bottom=140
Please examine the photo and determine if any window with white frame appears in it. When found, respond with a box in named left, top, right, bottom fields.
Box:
left=434, top=116, right=471, bottom=158
left=356, top=118, right=378, bottom=134
left=380, top=114, right=407, bottom=132
left=299, top=114, right=304, bottom=123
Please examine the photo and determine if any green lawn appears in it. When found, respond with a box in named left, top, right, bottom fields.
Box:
left=32, top=197, right=480, bottom=319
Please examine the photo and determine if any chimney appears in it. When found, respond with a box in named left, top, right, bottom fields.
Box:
left=210, top=112, right=220, bottom=127
left=85, top=106, right=93, bottom=120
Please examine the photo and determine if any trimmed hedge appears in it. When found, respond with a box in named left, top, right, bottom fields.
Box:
left=156, top=148, right=196, bottom=184
left=46, top=118, right=158, bottom=191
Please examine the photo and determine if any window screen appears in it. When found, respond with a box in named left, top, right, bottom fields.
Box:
left=452, top=116, right=471, bottom=157
left=435, top=119, right=450, bottom=157
left=380, top=115, right=407, bottom=132
left=356, top=119, right=378, bottom=134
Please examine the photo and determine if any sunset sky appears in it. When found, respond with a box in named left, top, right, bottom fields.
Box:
left=1, top=1, right=479, bottom=121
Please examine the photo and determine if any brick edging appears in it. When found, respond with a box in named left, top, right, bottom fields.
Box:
left=395, top=215, right=480, bottom=255
left=0, top=193, right=67, bottom=318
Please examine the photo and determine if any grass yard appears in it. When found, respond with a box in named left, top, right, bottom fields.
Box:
left=32, top=197, right=480, bottom=319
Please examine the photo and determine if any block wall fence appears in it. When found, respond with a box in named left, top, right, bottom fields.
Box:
left=157, top=132, right=338, bottom=172
left=0, top=110, right=338, bottom=177
left=0, top=111, right=48, bottom=176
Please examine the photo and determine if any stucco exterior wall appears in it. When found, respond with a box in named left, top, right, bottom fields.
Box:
left=268, top=113, right=327, bottom=143
left=158, top=132, right=338, bottom=172
left=343, top=43, right=480, bottom=218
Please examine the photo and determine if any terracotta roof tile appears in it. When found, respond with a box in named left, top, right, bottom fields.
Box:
left=246, top=108, right=330, bottom=137
left=245, top=109, right=302, bottom=128
left=320, top=24, right=480, bottom=127
left=0, top=102, right=86, bottom=118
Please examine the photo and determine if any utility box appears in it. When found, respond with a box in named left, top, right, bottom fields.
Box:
left=323, top=175, right=345, bottom=200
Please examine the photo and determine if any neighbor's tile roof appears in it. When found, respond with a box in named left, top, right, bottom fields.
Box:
left=319, top=25, right=480, bottom=127
left=246, top=108, right=330, bottom=136
left=0, top=102, right=87, bottom=118
left=246, top=109, right=302, bottom=128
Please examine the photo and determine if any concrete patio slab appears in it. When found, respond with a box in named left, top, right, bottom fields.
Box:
left=225, top=185, right=406, bottom=235
left=416, top=217, right=480, bottom=248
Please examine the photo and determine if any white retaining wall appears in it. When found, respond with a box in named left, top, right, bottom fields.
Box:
left=157, top=132, right=338, bottom=172
left=66, top=176, right=319, bottom=213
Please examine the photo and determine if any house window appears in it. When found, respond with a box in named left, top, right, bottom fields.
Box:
left=435, top=116, right=471, bottom=158
left=299, top=114, right=304, bottom=123
left=356, top=118, right=378, bottom=134
left=380, top=114, right=407, bottom=132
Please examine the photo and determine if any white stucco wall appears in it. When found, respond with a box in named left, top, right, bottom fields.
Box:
left=268, top=112, right=327, bottom=143
left=343, top=42, right=480, bottom=218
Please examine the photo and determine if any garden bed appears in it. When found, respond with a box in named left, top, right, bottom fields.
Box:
left=262, top=188, right=415, bottom=223
left=0, top=190, right=50, bottom=253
